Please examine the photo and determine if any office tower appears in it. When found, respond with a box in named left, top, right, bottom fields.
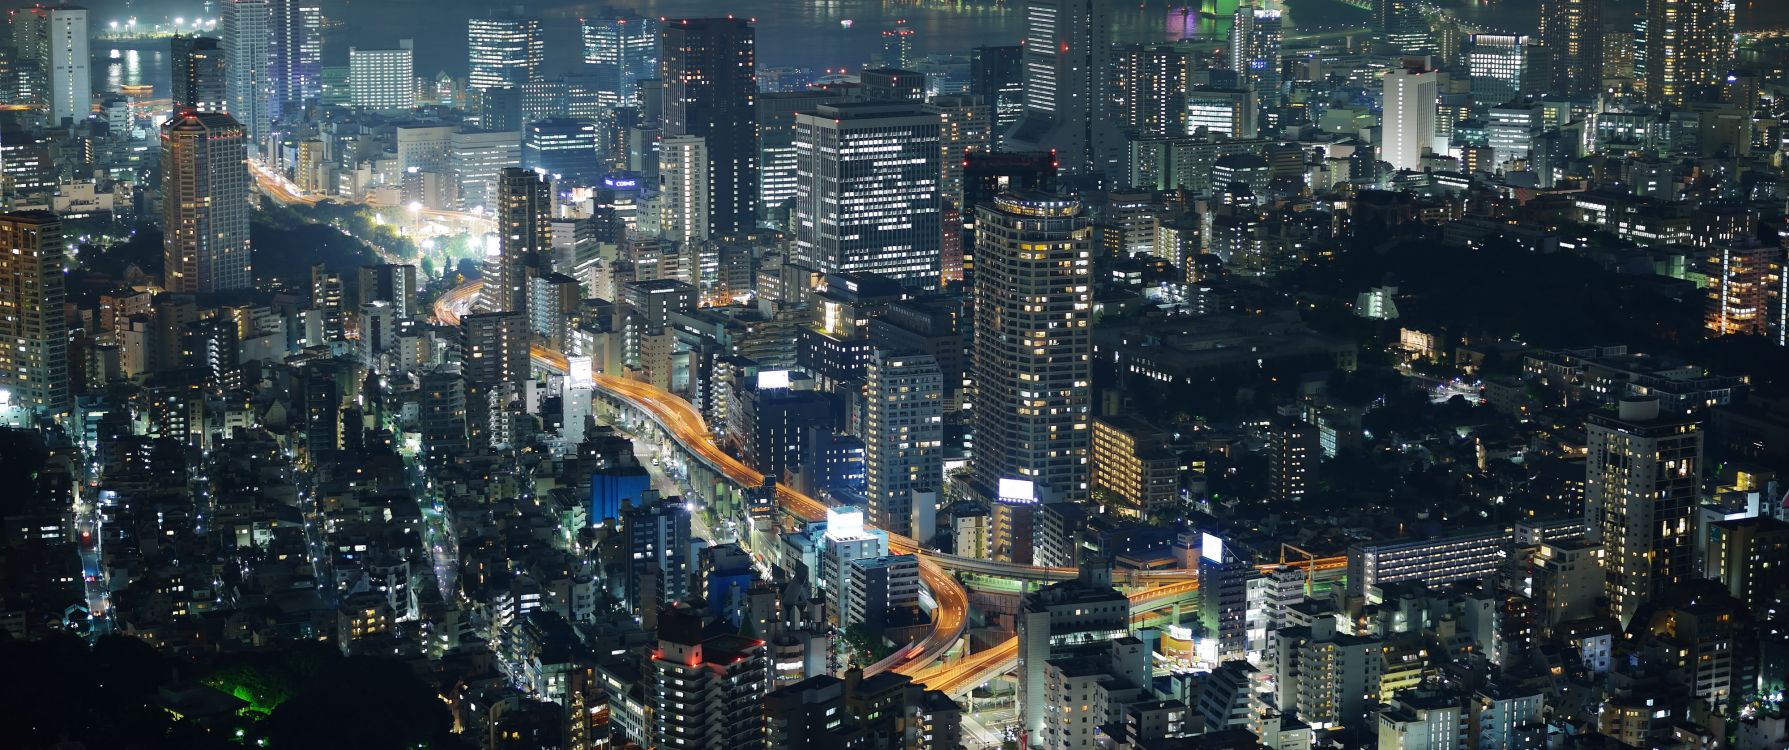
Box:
left=970, top=45, right=1024, bottom=146
left=865, top=351, right=944, bottom=540
left=860, top=68, right=926, bottom=102
left=171, top=35, right=227, bottom=114
left=468, top=14, right=545, bottom=91
left=35, top=5, right=88, bottom=125
left=1185, top=87, right=1258, bottom=138
left=881, top=21, right=916, bottom=68
left=1586, top=399, right=1702, bottom=625
left=161, top=112, right=252, bottom=294
left=523, top=117, right=602, bottom=187
left=1382, top=63, right=1438, bottom=173
left=1705, top=242, right=1780, bottom=337
left=657, top=135, right=709, bottom=248
left=1467, top=34, right=1534, bottom=106
left=1016, top=566, right=1130, bottom=738
left=1113, top=44, right=1188, bottom=138
left=1643, top=0, right=1734, bottom=106
left=1539, top=0, right=1603, bottom=97
left=971, top=192, right=1092, bottom=562
left=357, top=264, right=418, bottom=319
left=348, top=42, right=415, bottom=111
left=661, top=18, right=759, bottom=235
left=793, top=103, right=941, bottom=288
left=627, top=499, right=693, bottom=612
left=221, top=0, right=273, bottom=148
left=480, top=168, right=551, bottom=313
left=1373, top=0, right=1431, bottom=55
left=1006, top=0, right=1122, bottom=175
left=650, top=612, right=768, bottom=750
left=478, top=85, right=523, bottom=132
left=462, top=310, right=529, bottom=386
left=271, top=0, right=322, bottom=116
left=0, top=212, right=67, bottom=416
left=1230, top=6, right=1283, bottom=102
left=927, top=94, right=992, bottom=211
left=581, top=13, right=661, bottom=108
left=756, top=91, right=841, bottom=218
left=450, top=129, right=522, bottom=210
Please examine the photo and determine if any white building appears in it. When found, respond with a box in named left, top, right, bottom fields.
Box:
left=1382, top=64, right=1438, bottom=172
left=449, top=129, right=522, bottom=210
left=44, top=7, right=89, bottom=125
left=222, top=0, right=274, bottom=150
left=864, top=351, right=945, bottom=539
left=657, top=135, right=710, bottom=248
left=349, top=42, right=415, bottom=111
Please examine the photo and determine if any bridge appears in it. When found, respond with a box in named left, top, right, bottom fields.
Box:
left=432, top=280, right=1346, bottom=687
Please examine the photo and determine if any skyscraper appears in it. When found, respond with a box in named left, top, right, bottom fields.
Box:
left=661, top=18, right=759, bottom=234
left=161, top=112, right=252, bottom=294
left=1585, top=399, right=1702, bottom=625
left=271, top=0, right=322, bottom=116
left=523, top=117, right=602, bottom=187
left=171, top=35, right=227, bottom=115
left=1538, top=0, right=1603, bottom=97
left=581, top=13, right=661, bottom=108
left=1005, top=0, right=1124, bottom=176
left=793, top=102, right=942, bottom=288
left=649, top=613, right=768, bottom=750
left=39, top=5, right=88, bottom=125
left=480, top=168, right=551, bottom=314
left=348, top=42, right=415, bottom=111
left=1642, top=0, right=1735, bottom=106
left=0, top=212, right=68, bottom=417
left=450, top=129, right=523, bottom=210
left=1113, top=44, right=1190, bottom=138
left=468, top=14, right=545, bottom=91
left=1230, top=6, right=1283, bottom=104
left=865, top=351, right=944, bottom=540
left=969, top=45, right=1024, bottom=146
left=1372, top=0, right=1432, bottom=55
left=657, top=135, right=710, bottom=248
left=1382, top=62, right=1438, bottom=172
left=462, top=310, right=530, bottom=386
left=971, top=192, right=1092, bottom=563
left=1467, top=34, right=1538, bottom=106
left=222, top=0, right=273, bottom=148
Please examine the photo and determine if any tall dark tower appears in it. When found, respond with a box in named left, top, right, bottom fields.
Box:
left=660, top=18, right=759, bottom=235
left=1538, top=0, right=1603, bottom=97
left=171, top=35, right=226, bottom=115
left=479, top=168, right=551, bottom=314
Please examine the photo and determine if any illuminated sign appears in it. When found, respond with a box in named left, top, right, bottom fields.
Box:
left=997, top=477, right=1036, bottom=504
left=603, top=175, right=640, bottom=189
left=568, top=356, right=594, bottom=388
left=757, top=370, right=792, bottom=390
left=824, top=507, right=865, bottom=540
left=1201, top=532, right=1225, bottom=563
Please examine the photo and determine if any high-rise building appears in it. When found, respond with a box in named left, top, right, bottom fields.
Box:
left=348, top=42, right=415, bottom=111
left=971, top=192, right=1092, bottom=562
left=468, top=14, right=545, bottom=91
left=357, top=264, right=418, bottom=319
left=171, top=35, right=227, bottom=115
left=271, top=0, right=322, bottom=116
left=1113, top=44, right=1189, bottom=138
left=1372, top=0, right=1432, bottom=55
left=480, top=168, right=550, bottom=313
left=1705, top=241, right=1780, bottom=337
left=221, top=0, right=273, bottom=148
left=523, top=117, right=602, bottom=187
left=661, top=18, right=759, bottom=234
left=1538, top=0, right=1603, bottom=97
left=462, top=310, right=530, bottom=386
left=650, top=613, right=768, bottom=750
left=1185, top=87, right=1258, bottom=138
left=1005, top=0, right=1124, bottom=175
left=657, top=135, right=710, bottom=248
left=580, top=13, right=661, bottom=108
left=37, top=5, right=88, bottom=125
left=961, top=152, right=1058, bottom=280
left=450, top=129, right=523, bottom=210
left=1642, top=0, right=1735, bottom=106
left=756, top=91, right=842, bottom=218
left=970, top=45, right=1024, bottom=146
left=860, top=68, right=927, bottom=102
left=1230, top=6, right=1283, bottom=103
left=0, top=212, right=68, bottom=417
left=1267, top=417, right=1318, bottom=504
left=793, top=102, right=942, bottom=288
left=927, top=94, right=993, bottom=211
left=1382, top=63, right=1438, bottom=172
left=880, top=21, right=916, bottom=68
left=865, top=351, right=944, bottom=540
left=161, top=112, right=252, bottom=294
left=1467, top=34, right=1538, bottom=106
left=1585, top=398, right=1702, bottom=625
